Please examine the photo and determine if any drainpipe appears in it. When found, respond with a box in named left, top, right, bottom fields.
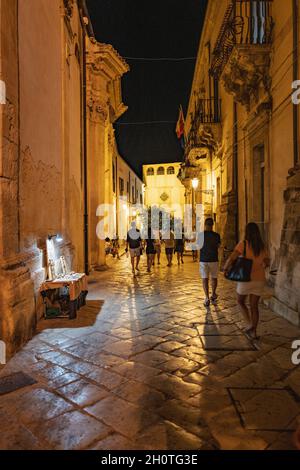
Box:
left=233, top=101, right=239, bottom=243
left=78, top=0, right=94, bottom=275
left=17, top=0, right=21, bottom=251
left=293, top=0, right=299, bottom=167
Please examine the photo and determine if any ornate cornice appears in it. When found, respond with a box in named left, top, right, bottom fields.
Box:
left=177, top=162, right=205, bottom=188
left=87, top=43, right=129, bottom=80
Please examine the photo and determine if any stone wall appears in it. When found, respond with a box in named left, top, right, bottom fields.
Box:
left=0, top=0, right=86, bottom=359
left=0, top=0, right=36, bottom=358
left=272, top=170, right=300, bottom=326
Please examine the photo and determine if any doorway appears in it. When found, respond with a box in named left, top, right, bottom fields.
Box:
left=252, top=144, right=267, bottom=241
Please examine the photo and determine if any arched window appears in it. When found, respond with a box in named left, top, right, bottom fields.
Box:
left=147, top=167, right=154, bottom=176
left=167, top=166, right=175, bottom=175
left=157, top=166, right=165, bottom=175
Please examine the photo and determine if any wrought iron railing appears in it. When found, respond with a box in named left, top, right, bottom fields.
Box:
left=193, top=98, right=222, bottom=125
left=211, top=0, right=273, bottom=77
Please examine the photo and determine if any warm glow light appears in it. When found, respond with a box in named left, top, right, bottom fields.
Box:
left=192, top=178, right=199, bottom=189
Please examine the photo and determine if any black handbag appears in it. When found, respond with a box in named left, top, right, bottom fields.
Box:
left=225, top=241, right=253, bottom=282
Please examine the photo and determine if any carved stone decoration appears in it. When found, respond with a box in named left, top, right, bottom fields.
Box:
left=63, top=0, right=74, bottom=19
left=221, top=45, right=272, bottom=111
left=186, top=124, right=222, bottom=166
left=160, top=192, right=169, bottom=202
left=87, top=96, right=108, bottom=123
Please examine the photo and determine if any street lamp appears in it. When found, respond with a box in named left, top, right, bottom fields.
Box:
left=192, top=178, right=199, bottom=189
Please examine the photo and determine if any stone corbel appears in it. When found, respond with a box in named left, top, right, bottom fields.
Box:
left=221, top=45, right=272, bottom=111
left=187, top=125, right=222, bottom=166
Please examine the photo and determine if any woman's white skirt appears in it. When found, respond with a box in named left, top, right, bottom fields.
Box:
left=237, top=281, right=265, bottom=296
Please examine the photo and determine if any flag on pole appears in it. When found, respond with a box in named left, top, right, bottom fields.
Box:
left=176, top=105, right=185, bottom=139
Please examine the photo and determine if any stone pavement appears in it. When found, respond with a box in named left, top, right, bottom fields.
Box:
left=0, top=254, right=300, bottom=450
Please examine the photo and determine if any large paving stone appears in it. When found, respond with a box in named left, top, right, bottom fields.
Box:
left=87, top=367, right=129, bottom=390
left=112, top=380, right=166, bottom=408
left=111, top=360, right=161, bottom=382
left=86, top=396, right=159, bottom=439
left=57, top=379, right=109, bottom=407
left=29, top=410, right=111, bottom=450
left=90, top=433, right=135, bottom=450
left=1, top=388, right=74, bottom=425
left=132, top=350, right=172, bottom=367
left=134, top=420, right=211, bottom=450
left=229, top=388, right=300, bottom=431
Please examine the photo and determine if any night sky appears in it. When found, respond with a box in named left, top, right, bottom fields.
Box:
left=86, top=0, right=207, bottom=177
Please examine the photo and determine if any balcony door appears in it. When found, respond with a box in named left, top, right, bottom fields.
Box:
left=251, top=1, right=268, bottom=44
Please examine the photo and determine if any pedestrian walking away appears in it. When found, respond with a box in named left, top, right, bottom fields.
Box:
left=191, top=226, right=198, bottom=262
left=153, top=230, right=162, bottom=265
left=224, top=222, right=270, bottom=340
left=112, top=235, right=120, bottom=259
left=174, top=232, right=185, bottom=265
left=198, top=218, right=221, bottom=307
left=163, top=229, right=175, bottom=267
left=126, top=221, right=142, bottom=277
left=145, top=228, right=156, bottom=272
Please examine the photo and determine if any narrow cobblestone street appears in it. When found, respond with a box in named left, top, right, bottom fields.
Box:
left=1, top=254, right=300, bottom=450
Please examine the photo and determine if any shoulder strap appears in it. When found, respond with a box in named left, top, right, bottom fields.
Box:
left=243, top=240, right=247, bottom=257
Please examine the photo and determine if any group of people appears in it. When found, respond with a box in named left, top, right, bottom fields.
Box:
left=105, top=237, right=120, bottom=259
left=125, top=222, right=185, bottom=275
left=125, top=217, right=270, bottom=341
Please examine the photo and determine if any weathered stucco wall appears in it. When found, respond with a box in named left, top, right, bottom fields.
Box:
left=0, top=0, right=36, bottom=358
left=19, top=0, right=63, bottom=246
left=0, top=0, right=20, bottom=259
left=0, top=0, right=87, bottom=358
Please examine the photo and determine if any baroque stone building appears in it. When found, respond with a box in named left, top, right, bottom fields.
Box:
left=143, top=163, right=185, bottom=220
left=181, top=0, right=300, bottom=325
left=113, top=149, right=144, bottom=241
left=86, top=39, right=129, bottom=268
left=0, top=0, right=129, bottom=357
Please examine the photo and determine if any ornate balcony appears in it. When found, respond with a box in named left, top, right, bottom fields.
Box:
left=210, top=0, right=273, bottom=110
left=177, top=162, right=198, bottom=184
left=185, top=98, right=222, bottom=165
